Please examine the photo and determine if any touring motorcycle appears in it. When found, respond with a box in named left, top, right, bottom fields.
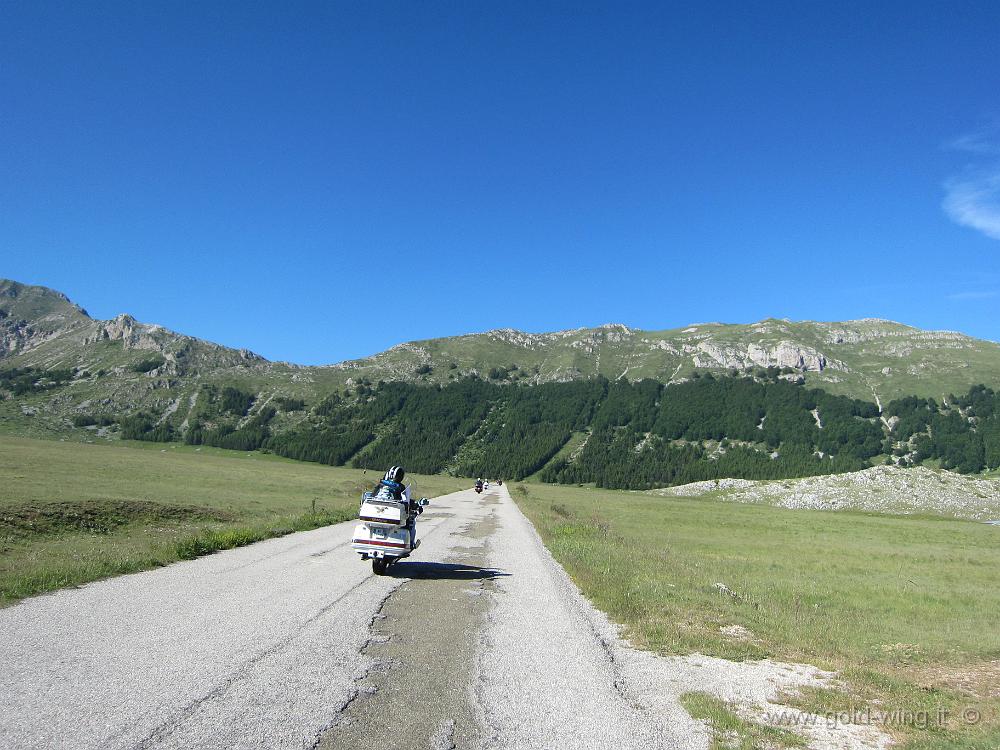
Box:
left=351, top=485, right=429, bottom=575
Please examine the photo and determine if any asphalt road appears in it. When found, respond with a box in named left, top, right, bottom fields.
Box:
left=0, top=486, right=705, bottom=750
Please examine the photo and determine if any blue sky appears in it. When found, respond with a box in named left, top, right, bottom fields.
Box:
left=2, top=1, right=999, bottom=364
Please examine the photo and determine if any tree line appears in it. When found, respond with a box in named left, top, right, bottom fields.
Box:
left=267, top=374, right=888, bottom=484
left=26, top=360, right=1000, bottom=487
left=885, top=384, right=1000, bottom=473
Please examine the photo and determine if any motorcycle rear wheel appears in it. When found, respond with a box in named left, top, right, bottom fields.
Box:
left=372, top=558, right=389, bottom=575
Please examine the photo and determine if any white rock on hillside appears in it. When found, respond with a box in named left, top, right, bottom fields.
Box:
left=85, top=314, right=163, bottom=352
left=686, top=340, right=842, bottom=373
left=651, top=466, right=1000, bottom=521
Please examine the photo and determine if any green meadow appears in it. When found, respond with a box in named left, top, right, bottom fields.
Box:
left=4, top=433, right=999, bottom=747
left=0, top=435, right=466, bottom=604
left=511, top=482, right=1000, bottom=749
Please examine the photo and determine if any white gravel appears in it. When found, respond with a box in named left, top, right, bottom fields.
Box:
left=476, top=487, right=705, bottom=748
left=650, top=465, right=1000, bottom=520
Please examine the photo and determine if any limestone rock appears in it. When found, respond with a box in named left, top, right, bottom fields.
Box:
left=687, top=340, right=836, bottom=373
left=86, top=314, right=163, bottom=352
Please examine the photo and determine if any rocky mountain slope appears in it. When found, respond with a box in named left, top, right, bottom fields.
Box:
left=650, top=465, right=1000, bottom=521
left=0, top=280, right=326, bottom=439
left=2, top=278, right=1000, bottom=443
left=340, top=318, right=1000, bottom=406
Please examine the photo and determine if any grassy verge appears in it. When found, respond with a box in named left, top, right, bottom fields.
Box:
left=172, top=509, right=350, bottom=560
left=681, top=692, right=805, bottom=749
left=0, top=435, right=468, bottom=605
left=511, top=483, right=1000, bottom=748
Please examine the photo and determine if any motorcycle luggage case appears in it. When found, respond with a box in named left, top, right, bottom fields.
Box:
left=359, top=500, right=405, bottom=526
left=352, top=523, right=412, bottom=556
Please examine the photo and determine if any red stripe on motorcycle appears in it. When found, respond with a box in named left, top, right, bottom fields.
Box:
left=353, top=538, right=408, bottom=548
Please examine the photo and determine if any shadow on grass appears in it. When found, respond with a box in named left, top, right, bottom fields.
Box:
left=388, top=561, right=510, bottom=581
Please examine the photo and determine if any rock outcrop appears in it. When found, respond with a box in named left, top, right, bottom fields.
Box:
left=651, top=466, right=1000, bottom=521
left=688, top=340, right=837, bottom=372
left=0, top=317, right=34, bottom=357
left=0, top=317, right=66, bottom=357
left=85, top=314, right=164, bottom=352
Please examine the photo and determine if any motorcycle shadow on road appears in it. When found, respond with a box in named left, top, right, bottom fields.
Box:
left=387, top=561, right=510, bottom=581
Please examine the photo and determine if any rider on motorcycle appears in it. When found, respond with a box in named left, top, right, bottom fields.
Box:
left=374, top=465, right=422, bottom=546
left=374, top=465, right=409, bottom=502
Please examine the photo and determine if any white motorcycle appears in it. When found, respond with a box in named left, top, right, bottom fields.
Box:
left=351, top=485, right=430, bottom=575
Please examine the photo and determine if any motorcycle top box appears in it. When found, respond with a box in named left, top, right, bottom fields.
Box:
left=358, top=499, right=404, bottom=526
left=352, top=488, right=429, bottom=575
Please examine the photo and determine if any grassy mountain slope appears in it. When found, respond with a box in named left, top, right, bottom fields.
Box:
left=337, top=318, right=1000, bottom=404
left=0, top=280, right=342, bottom=439
left=3, top=279, right=1000, bottom=474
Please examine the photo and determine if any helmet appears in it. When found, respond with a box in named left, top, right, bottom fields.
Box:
left=383, top=465, right=405, bottom=483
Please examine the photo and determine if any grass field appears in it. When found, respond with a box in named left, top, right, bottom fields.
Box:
left=6, top=434, right=1000, bottom=747
left=0, top=436, right=467, bottom=605
left=511, top=483, right=1000, bottom=749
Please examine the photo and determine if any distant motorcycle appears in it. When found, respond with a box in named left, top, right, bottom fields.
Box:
left=475, top=480, right=484, bottom=494
left=352, top=487, right=429, bottom=575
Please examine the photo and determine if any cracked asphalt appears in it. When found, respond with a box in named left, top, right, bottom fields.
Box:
left=0, top=486, right=700, bottom=750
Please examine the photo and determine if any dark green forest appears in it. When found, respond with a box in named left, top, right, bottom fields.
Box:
left=5, top=364, right=1000, bottom=488
left=540, top=376, right=882, bottom=488
left=259, top=374, right=1000, bottom=487
left=0, top=366, right=75, bottom=396
left=884, top=384, right=1000, bottom=473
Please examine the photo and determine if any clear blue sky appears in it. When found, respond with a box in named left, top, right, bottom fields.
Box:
left=3, top=1, right=999, bottom=364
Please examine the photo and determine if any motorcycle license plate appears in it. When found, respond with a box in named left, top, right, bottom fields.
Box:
left=372, top=527, right=386, bottom=539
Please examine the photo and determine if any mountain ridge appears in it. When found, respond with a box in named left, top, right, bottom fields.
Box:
left=6, top=278, right=992, bottom=373
left=3, top=277, right=1000, bottom=446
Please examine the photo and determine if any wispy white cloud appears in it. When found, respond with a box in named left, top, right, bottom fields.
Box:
left=946, top=290, right=998, bottom=301
left=943, top=171, right=1000, bottom=240
left=943, top=125, right=1000, bottom=241
left=947, top=131, right=1000, bottom=156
